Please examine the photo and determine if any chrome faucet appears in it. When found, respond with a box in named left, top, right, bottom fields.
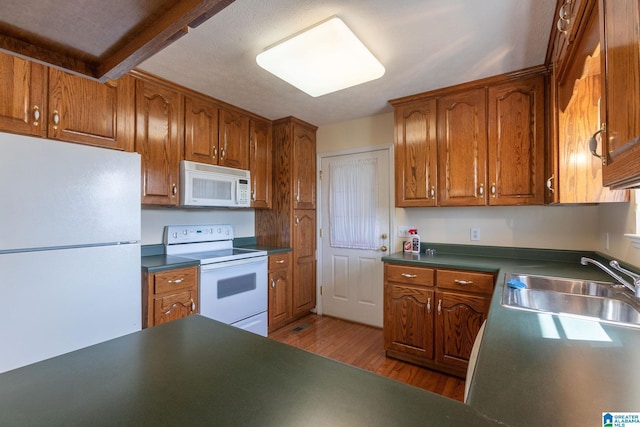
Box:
left=580, top=257, right=640, bottom=298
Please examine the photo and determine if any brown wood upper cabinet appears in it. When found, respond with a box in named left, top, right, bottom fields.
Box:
left=438, top=88, right=488, bottom=206
left=547, top=0, right=628, bottom=203
left=0, top=52, right=46, bottom=137
left=394, top=98, right=438, bottom=206
left=0, top=51, right=135, bottom=151
left=599, top=0, right=640, bottom=188
left=249, top=118, right=273, bottom=208
left=292, top=123, right=317, bottom=210
left=487, top=76, right=545, bottom=205
left=184, top=94, right=220, bottom=164
left=218, top=108, right=250, bottom=170
left=184, top=97, right=250, bottom=170
left=134, top=76, right=184, bottom=206
left=391, top=68, right=546, bottom=207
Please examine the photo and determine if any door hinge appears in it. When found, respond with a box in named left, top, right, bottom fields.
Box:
left=319, top=170, right=323, bottom=180
left=320, top=285, right=323, bottom=295
left=319, top=228, right=323, bottom=238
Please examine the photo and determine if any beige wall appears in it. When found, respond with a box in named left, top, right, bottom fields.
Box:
left=316, top=112, right=640, bottom=266
left=141, top=207, right=255, bottom=245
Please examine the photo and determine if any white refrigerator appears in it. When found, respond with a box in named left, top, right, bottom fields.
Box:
left=0, top=133, right=142, bottom=373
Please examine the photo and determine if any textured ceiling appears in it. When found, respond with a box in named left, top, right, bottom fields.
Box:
left=139, top=0, right=556, bottom=126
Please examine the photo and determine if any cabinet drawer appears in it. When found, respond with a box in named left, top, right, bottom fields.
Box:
left=436, top=269, right=495, bottom=294
left=385, top=264, right=434, bottom=286
left=154, top=266, right=197, bottom=294
left=269, top=252, right=291, bottom=269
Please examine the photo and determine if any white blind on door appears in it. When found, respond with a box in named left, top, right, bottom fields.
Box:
left=329, top=158, right=378, bottom=250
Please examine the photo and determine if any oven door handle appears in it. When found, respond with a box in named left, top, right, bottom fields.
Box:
left=200, top=256, right=267, bottom=271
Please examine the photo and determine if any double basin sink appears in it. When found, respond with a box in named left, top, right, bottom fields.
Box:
left=501, top=273, right=640, bottom=328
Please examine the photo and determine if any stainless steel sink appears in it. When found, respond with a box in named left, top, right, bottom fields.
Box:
left=508, top=273, right=623, bottom=297
left=501, top=273, right=640, bottom=328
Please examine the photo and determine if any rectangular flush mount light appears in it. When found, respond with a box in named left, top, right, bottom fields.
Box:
left=256, top=16, right=385, bottom=97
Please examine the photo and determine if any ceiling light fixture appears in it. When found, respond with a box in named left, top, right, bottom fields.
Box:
left=256, top=16, right=385, bottom=97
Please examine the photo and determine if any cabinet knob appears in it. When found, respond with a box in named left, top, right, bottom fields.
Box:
left=213, top=147, right=218, bottom=159
left=172, top=184, right=177, bottom=196
left=490, top=183, right=496, bottom=197
left=32, top=105, right=40, bottom=126
left=220, top=148, right=225, bottom=159
left=190, top=299, right=196, bottom=312
left=52, top=110, right=60, bottom=130
left=427, top=297, right=431, bottom=313
left=271, top=279, right=276, bottom=288
left=437, top=299, right=442, bottom=314
left=429, top=185, right=435, bottom=199
left=478, top=183, right=484, bottom=196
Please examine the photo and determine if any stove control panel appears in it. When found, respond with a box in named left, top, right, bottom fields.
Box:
left=164, top=224, right=234, bottom=245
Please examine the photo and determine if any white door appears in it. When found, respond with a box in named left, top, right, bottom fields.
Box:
left=319, top=148, right=391, bottom=327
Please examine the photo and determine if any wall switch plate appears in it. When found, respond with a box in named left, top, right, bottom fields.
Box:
left=470, top=227, right=481, bottom=241
left=398, top=226, right=415, bottom=238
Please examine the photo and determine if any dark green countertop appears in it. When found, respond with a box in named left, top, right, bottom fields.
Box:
left=383, top=246, right=640, bottom=427
left=0, top=316, right=500, bottom=427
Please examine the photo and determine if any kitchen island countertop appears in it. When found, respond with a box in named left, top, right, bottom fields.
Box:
left=0, top=315, right=499, bottom=426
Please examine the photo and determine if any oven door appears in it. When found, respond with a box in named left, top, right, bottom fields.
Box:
left=199, top=256, right=267, bottom=331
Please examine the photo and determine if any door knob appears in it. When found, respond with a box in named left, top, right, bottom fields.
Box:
left=380, top=245, right=388, bottom=252
left=381, top=233, right=388, bottom=239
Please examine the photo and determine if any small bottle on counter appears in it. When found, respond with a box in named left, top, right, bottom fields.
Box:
left=409, top=229, right=421, bottom=254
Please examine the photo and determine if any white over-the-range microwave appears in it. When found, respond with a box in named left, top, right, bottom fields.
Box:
left=180, top=160, right=251, bottom=208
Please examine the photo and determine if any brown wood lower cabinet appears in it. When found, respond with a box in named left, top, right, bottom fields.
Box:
left=268, top=252, right=293, bottom=332
left=143, top=266, right=198, bottom=328
left=383, top=263, right=495, bottom=378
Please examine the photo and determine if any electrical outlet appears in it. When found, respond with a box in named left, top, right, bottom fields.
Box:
left=397, top=226, right=415, bottom=238
left=470, top=227, right=481, bottom=241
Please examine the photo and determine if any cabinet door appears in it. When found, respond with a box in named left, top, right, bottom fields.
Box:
left=250, top=118, right=273, bottom=209
left=292, top=210, right=316, bottom=316
left=487, top=76, right=545, bottom=205
left=48, top=69, right=134, bottom=150
left=438, top=88, right=487, bottom=206
left=135, top=78, right=183, bottom=205
left=153, top=289, right=197, bottom=326
left=184, top=95, right=219, bottom=164
left=394, top=98, right=438, bottom=206
left=269, top=267, right=291, bottom=330
left=218, top=107, right=249, bottom=169
left=292, top=124, right=316, bottom=209
left=600, top=0, right=640, bottom=188
left=0, top=52, right=46, bottom=137
left=435, top=291, right=489, bottom=373
left=384, top=282, right=434, bottom=359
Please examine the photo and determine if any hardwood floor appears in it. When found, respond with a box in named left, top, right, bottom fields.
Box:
left=268, top=314, right=465, bottom=402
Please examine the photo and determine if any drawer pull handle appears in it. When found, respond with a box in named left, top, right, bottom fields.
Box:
left=454, top=279, right=473, bottom=285
left=191, top=299, right=196, bottom=311
left=168, top=278, right=184, bottom=284
left=271, top=279, right=276, bottom=288
left=427, top=297, right=431, bottom=313
left=437, top=299, right=442, bottom=314
left=401, top=273, right=417, bottom=278
left=275, top=259, right=285, bottom=264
